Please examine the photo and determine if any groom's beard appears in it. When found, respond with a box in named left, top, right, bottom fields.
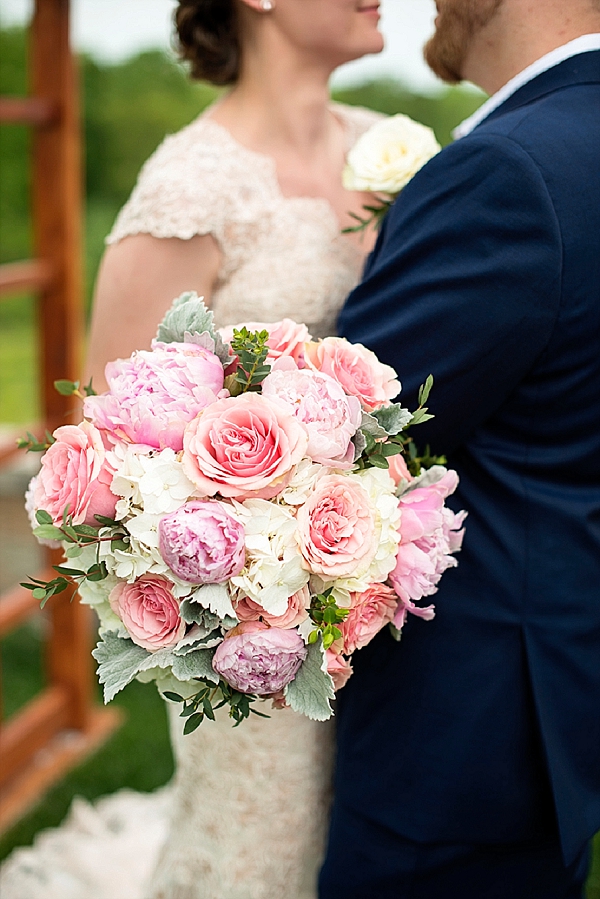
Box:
left=424, top=0, right=504, bottom=83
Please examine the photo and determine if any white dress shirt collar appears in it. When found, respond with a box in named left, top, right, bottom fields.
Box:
left=454, top=33, right=600, bottom=140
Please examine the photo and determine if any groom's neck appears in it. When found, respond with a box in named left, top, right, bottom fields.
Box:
left=462, top=0, right=600, bottom=95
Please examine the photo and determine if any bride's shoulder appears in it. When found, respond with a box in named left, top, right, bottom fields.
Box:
left=331, top=101, right=387, bottom=146
left=136, top=112, right=240, bottom=183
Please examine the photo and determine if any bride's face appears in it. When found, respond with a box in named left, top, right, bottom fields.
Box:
left=268, top=0, right=385, bottom=68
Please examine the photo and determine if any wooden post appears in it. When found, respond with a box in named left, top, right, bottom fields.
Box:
left=0, top=0, right=122, bottom=833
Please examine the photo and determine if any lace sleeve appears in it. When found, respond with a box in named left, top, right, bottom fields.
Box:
left=105, top=119, right=234, bottom=249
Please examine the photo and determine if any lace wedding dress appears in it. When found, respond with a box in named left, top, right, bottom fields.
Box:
left=0, top=102, right=381, bottom=899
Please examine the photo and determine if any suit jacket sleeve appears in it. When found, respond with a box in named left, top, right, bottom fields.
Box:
left=338, top=132, right=563, bottom=454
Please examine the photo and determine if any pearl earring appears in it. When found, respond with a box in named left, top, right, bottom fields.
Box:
left=260, top=0, right=274, bottom=9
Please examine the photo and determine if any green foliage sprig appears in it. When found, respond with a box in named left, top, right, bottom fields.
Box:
left=307, top=589, right=349, bottom=650
left=342, top=198, right=393, bottom=234
left=164, top=678, right=270, bottom=733
left=53, top=378, right=96, bottom=399
left=17, top=430, right=56, bottom=453
left=21, top=508, right=127, bottom=608
left=226, top=327, right=272, bottom=395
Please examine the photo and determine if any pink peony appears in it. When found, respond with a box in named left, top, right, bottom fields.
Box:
left=325, top=650, right=353, bottom=691
left=84, top=341, right=225, bottom=451
left=304, top=337, right=400, bottom=412
left=220, top=319, right=311, bottom=366
left=340, top=583, right=399, bottom=654
left=158, top=501, right=245, bottom=584
left=234, top=585, right=310, bottom=629
left=390, top=470, right=466, bottom=627
left=296, top=474, right=376, bottom=578
left=212, top=621, right=307, bottom=695
left=31, top=421, right=116, bottom=527
left=182, top=393, right=308, bottom=501
left=109, top=575, right=186, bottom=651
left=261, top=367, right=362, bottom=468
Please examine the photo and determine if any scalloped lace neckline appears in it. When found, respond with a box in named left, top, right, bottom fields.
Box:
left=197, top=106, right=363, bottom=253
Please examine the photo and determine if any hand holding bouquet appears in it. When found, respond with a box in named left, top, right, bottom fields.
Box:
left=23, top=293, right=465, bottom=731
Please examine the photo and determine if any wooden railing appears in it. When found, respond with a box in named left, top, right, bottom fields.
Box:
left=0, top=0, right=121, bottom=834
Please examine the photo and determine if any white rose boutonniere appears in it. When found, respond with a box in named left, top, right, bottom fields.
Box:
left=343, top=113, right=441, bottom=232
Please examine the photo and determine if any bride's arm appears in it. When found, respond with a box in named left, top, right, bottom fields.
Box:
left=86, top=232, right=221, bottom=392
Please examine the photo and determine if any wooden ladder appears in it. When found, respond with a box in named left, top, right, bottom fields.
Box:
left=0, top=0, right=121, bottom=833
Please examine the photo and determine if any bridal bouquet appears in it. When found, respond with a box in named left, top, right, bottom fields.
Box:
left=22, top=293, right=465, bottom=731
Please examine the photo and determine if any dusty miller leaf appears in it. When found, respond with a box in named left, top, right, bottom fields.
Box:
left=156, top=292, right=217, bottom=344
left=92, top=632, right=150, bottom=703
left=284, top=637, right=335, bottom=721
left=372, top=404, right=413, bottom=436
left=171, top=648, right=219, bottom=683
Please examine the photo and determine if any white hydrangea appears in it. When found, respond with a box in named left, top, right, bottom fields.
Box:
left=111, top=445, right=199, bottom=518
left=279, top=459, right=329, bottom=506
left=229, top=498, right=309, bottom=616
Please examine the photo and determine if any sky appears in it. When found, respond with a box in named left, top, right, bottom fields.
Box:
left=0, top=0, right=445, bottom=92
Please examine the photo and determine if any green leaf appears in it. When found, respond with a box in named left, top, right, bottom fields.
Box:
left=54, top=379, right=79, bottom=396
left=367, top=454, right=390, bottom=470
left=32, top=524, right=63, bottom=541
left=156, top=292, right=217, bottom=345
left=171, top=648, right=219, bottom=684
left=162, top=691, right=184, bottom=703
left=35, top=509, right=53, bottom=525
left=73, top=524, right=99, bottom=537
left=360, top=412, right=388, bottom=440
left=92, top=633, right=150, bottom=703
left=94, top=514, right=119, bottom=528
left=418, top=374, right=434, bottom=407
left=32, top=588, right=46, bottom=601
left=65, top=544, right=83, bottom=559
left=372, top=405, right=413, bottom=436
left=53, top=565, right=85, bottom=577
left=284, top=637, right=335, bottom=722
left=183, top=712, right=204, bottom=735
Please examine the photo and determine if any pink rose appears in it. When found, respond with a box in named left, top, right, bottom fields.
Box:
left=325, top=650, right=353, bottom=691
left=340, top=583, right=398, bottom=654
left=213, top=621, right=307, bottom=695
left=304, top=337, right=400, bottom=412
left=31, top=421, right=116, bottom=527
left=387, top=453, right=414, bottom=487
left=220, top=319, right=311, bottom=366
left=235, top=585, right=310, bottom=629
left=182, top=393, right=308, bottom=500
left=109, top=575, right=186, bottom=651
left=84, top=341, right=225, bottom=451
left=158, top=501, right=245, bottom=584
left=261, top=368, right=361, bottom=468
left=296, top=474, right=376, bottom=578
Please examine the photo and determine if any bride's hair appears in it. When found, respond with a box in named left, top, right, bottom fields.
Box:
left=175, top=0, right=241, bottom=86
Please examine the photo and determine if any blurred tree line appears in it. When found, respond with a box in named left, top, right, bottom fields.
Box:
left=0, top=24, right=484, bottom=305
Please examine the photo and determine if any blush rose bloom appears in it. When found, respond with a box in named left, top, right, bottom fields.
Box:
left=30, top=421, right=116, bottom=527
left=183, top=393, right=308, bottom=501
left=220, top=319, right=311, bottom=366
left=304, top=337, right=400, bottom=412
left=158, top=501, right=245, bottom=584
left=340, top=583, right=398, bottom=654
left=296, top=474, right=376, bottom=578
left=212, top=621, right=307, bottom=695
left=387, top=453, right=414, bottom=488
left=325, top=650, right=353, bottom=691
left=261, top=367, right=361, bottom=468
left=84, top=341, right=225, bottom=452
left=235, top=584, right=310, bottom=629
left=109, top=575, right=185, bottom=651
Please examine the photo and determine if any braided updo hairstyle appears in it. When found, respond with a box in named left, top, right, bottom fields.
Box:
left=175, top=0, right=241, bottom=86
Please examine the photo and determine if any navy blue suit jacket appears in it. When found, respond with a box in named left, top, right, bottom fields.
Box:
left=334, top=52, right=600, bottom=865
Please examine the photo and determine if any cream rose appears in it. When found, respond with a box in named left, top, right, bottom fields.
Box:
left=343, top=114, right=441, bottom=195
